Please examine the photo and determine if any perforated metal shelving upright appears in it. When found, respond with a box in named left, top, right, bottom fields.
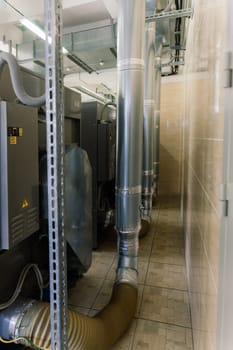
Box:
left=44, top=0, right=68, bottom=349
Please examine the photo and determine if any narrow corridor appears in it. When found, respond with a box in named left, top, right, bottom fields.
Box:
left=68, top=196, right=193, bottom=349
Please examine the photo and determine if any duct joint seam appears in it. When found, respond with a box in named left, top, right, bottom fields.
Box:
left=118, top=58, right=144, bottom=71
left=117, top=227, right=141, bottom=235
left=116, top=269, right=138, bottom=288
left=116, top=186, right=141, bottom=195
left=144, top=99, right=155, bottom=107
left=118, top=256, right=138, bottom=269
left=143, top=170, right=154, bottom=176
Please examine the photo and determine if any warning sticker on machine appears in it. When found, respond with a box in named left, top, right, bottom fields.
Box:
left=8, top=127, right=23, bottom=137
left=22, top=199, right=29, bottom=209
left=9, top=136, right=17, bottom=145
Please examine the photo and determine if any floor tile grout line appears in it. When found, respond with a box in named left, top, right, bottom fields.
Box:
left=148, top=261, right=186, bottom=267
left=134, top=316, right=193, bottom=330
left=146, top=260, right=187, bottom=267
left=142, top=283, right=188, bottom=292
left=133, top=203, right=161, bottom=343
left=89, top=255, right=118, bottom=310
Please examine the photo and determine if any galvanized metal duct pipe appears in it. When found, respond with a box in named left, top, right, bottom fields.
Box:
left=116, top=0, right=145, bottom=286
left=0, top=52, right=45, bottom=107
left=142, top=22, right=155, bottom=220
left=153, top=39, right=163, bottom=195
left=0, top=1, right=145, bottom=349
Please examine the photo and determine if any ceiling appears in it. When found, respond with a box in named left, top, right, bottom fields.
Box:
left=0, top=0, right=191, bottom=101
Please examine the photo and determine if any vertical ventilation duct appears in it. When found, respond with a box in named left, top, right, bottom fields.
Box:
left=116, top=0, right=145, bottom=285
left=142, top=22, right=155, bottom=220
left=153, top=39, right=163, bottom=196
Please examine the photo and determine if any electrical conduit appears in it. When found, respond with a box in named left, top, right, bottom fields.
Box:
left=0, top=1, right=145, bottom=349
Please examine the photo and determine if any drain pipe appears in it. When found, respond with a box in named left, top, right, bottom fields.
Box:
left=153, top=38, right=163, bottom=197
left=142, top=22, right=155, bottom=221
left=0, top=52, right=45, bottom=107
left=0, top=1, right=145, bottom=349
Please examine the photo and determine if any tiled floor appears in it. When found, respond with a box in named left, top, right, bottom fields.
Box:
left=68, top=196, right=193, bottom=350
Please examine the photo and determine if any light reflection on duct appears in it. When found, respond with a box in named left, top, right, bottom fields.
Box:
left=20, top=18, right=67, bottom=54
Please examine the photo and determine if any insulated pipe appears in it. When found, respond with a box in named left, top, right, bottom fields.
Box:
left=116, top=0, right=145, bottom=285
left=142, top=22, right=155, bottom=220
left=0, top=52, right=45, bottom=106
left=153, top=39, right=163, bottom=195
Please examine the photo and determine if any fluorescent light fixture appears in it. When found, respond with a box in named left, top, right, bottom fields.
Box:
left=72, top=86, right=111, bottom=104
left=62, top=47, right=68, bottom=54
left=20, top=18, right=67, bottom=51
left=20, top=18, right=46, bottom=41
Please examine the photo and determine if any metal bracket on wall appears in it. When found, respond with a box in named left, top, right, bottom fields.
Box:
left=44, top=0, right=68, bottom=349
left=146, top=8, right=194, bottom=23
left=224, top=51, right=233, bottom=88
left=155, top=59, right=185, bottom=69
left=220, top=183, right=229, bottom=218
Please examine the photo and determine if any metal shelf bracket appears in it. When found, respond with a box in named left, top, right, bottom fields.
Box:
left=44, top=0, right=68, bottom=349
left=146, top=8, right=194, bottom=23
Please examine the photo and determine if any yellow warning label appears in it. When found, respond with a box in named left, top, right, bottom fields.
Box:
left=9, top=136, right=17, bottom=145
left=19, top=128, right=23, bottom=137
left=22, top=199, right=29, bottom=209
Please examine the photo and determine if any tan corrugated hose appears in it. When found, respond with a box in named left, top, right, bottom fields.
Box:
left=15, top=283, right=137, bottom=350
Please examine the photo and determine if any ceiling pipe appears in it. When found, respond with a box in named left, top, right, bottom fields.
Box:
left=153, top=39, right=163, bottom=197
left=115, top=0, right=145, bottom=286
left=142, top=21, right=156, bottom=221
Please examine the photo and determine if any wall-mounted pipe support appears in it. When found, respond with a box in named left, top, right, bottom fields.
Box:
left=142, top=22, right=155, bottom=220
left=116, top=0, right=145, bottom=284
left=153, top=40, right=163, bottom=196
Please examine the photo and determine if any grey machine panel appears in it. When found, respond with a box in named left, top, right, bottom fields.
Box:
left=0, top=101, right=39, bottom=250
left=81, top=101, right=116, bottom=248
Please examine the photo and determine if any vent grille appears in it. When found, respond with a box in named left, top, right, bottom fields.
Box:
left=10, top=214, right=24, bottom=245
left=27, top=207, right=39, bottom=233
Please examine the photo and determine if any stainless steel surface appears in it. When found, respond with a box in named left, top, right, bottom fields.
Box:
left=153, top=40, right=163, bottom=192
left=40, top=145, right=93, bottom=274
left=0, top=101, right=39, bottom=250
left=142, top=22, right=155, bottom=219
left=116, top=0, right=145, bottom=285
left=81, top=101, right=116, bottom=248
left=44, top=0, right=68, bottom=348
left=0, top=298, right=35, bottom=340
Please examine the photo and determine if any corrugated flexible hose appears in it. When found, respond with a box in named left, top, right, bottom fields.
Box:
left=0, top=52, right=45, bottom=106
left=15, top=283, right=137, bottom=350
